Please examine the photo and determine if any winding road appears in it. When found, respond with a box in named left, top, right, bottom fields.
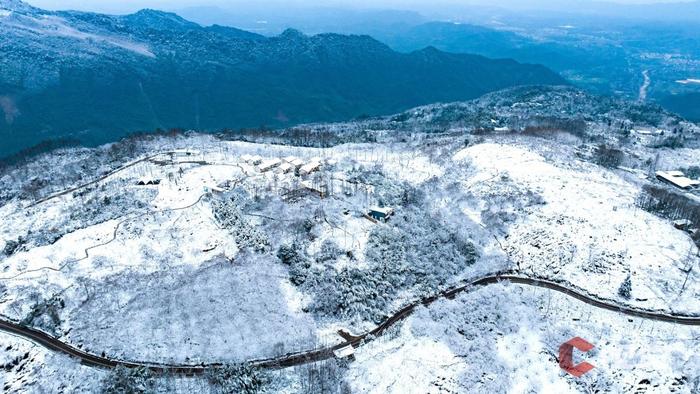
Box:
left=0, top=274, right=697, bottom=375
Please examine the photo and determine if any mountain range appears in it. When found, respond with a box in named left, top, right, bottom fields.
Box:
left=0, top=0, right=567, bottom=157
left=176, top=5, right=700, bottom=111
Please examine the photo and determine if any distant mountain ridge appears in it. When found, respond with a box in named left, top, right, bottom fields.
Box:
left=0, top=0, right=566, bottom=157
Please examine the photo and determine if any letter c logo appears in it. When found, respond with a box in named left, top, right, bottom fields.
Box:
left=559, top=337, right=595, bottom=377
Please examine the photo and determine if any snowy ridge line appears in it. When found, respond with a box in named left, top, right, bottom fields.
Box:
left=2, top=193, right=208, bottom=281
left=26, top=151, right=180, bottom=208
left=0, top=274, right=699, bottom=375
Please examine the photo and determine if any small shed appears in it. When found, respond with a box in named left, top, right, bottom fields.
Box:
left=673, top=219, right=693, bottom=231
left=633, top=128, right=655, bottom=135
left=368, top=206, right=394, bottom=221
left=136, top=177, right=161, bottom=186
left=172, top=149, right=199, bottom=157
left=333, top=345, right=355, bottom=359
left=204, top=185, right=225, bottom=195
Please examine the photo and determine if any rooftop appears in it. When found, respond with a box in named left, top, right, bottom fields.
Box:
left=656, top=171, right=700, bottom=189
left=369, top=206, right=394, bottom=215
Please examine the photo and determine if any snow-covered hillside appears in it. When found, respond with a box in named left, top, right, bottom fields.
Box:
left=0, top=125, right=698, bottom=391
left=347, top=283, right=699, bottom=393
left=454, top=141, right=699, bottom=314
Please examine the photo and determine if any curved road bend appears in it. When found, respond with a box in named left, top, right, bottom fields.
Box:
left=0, top=275, right=698, bottom=375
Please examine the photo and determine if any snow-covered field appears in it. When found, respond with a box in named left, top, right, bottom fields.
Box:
left=346, top=283, right=700, bottom=393
left=657, top=147, right=700, bottom=170
left=0, top=132, right=697, bottom=391
left=67, top=256, right=317, bottom=364
left=454, top=141, right=700, bottom=314
left=0, top=331, right=104, bottom=393
left=0, top=137, right=450, bottom=361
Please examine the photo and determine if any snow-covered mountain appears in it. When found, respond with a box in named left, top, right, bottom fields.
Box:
left=0, top=0, right=567, bottom=158
left=0, top=87, right=698, bottom=392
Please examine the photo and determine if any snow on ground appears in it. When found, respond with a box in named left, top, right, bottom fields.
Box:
left=0, top=332, right=104, bottom=393
left=347, top=283, right=700, bottom=394
left=656, top=147, right=700, bottom=171
left=0, top=134, right=698, bottom=392
left=5, top=14, right=156, bottom=57
left=0, top=331, right=233, bottom=393
left=66, top=256, right=317, bottom=364
left=0, top=198, right=312, bottom=362
left=150, top=163, right=243, bottom=208
left=454, top=141, right=700, bottom=314
left=0, top=192, right=236, bottom=314
left=0, top=139, right=446, bottom=365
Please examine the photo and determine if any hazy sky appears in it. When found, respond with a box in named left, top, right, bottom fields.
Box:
left=24, top=0, right=696, bottom=14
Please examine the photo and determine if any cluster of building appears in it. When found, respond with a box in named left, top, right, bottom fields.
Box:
left=240, top=154, right=322, bottom=176
left=136, top=151, right=399, bottom=224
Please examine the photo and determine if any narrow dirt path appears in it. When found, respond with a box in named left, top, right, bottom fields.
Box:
left=1, top=193, right=208, bottom=281
left=27, top=152, right=176, bottom=208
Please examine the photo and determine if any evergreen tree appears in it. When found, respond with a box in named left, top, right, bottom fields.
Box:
left=618, top=275, right=632, bottom=299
